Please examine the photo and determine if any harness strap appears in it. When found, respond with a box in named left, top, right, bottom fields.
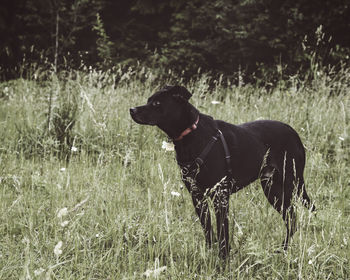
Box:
left=178, top=129, right=232, bottom=179
left=194, top=131, right=220, bottom=166
left=218, top=131, right=233, bottom=176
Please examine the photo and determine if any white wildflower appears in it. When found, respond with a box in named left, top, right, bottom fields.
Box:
left=57, top=207, right=68, bottom=218
left=76, top=210, right=85, bottom=216
left=307, top=244, right=315, bottom=256
left=211, top=100, right=221, bottom=105
left=60, top=167, right=66, bottom=172
left=71, top=146, right=78, bottom=152
left=308, top=260, right=313, bottom=265
left=162, top=141, right=174, bottom=151
left=96, top=122, right=107, bottom=130
left=34, top=268, right=45, bottom=276
left=21, top=236, right=29, bottom=244
left=171, top=191, right=180, bottom=197
left=143, top=266, right=167, bottom=278
left=60, top=220, right=69, bottom=227
left=54, top=241, right=63, bottom=257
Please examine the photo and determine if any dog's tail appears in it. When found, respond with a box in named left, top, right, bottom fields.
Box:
left=298, top=183, right=316, bottom=212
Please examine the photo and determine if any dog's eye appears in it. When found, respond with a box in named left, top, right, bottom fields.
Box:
left=152, top=101, right=161, bottom=107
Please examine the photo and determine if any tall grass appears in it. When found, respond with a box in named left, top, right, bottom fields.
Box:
left=0, top=66, right=349, bottom=279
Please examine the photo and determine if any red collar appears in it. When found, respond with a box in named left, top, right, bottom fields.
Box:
left=174, top=116, right=199, bottom=141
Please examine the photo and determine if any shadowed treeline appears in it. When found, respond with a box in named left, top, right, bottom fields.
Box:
left=1, top=0, right=350, bottom=81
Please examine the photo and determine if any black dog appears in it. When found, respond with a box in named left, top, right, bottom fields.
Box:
left=130, top=85, right=315, bottom=258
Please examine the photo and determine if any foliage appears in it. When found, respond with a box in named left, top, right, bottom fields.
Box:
left=0, top=0, right=103, bottom=77
left=92, top=13, right=114, bottom=68
left=1, top=0, right=350, bottom=80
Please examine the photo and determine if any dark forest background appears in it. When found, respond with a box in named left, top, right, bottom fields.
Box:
left=1, top=0, right=350, bottom=82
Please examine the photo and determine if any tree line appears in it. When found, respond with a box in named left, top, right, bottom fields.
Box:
left=1, top=0, right=350, bottom=81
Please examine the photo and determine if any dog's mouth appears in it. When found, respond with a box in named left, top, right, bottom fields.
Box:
left=129, top=108, right=157, bottom=126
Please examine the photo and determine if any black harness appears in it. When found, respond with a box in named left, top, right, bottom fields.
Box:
left=177, top=129, right=233, bottom=184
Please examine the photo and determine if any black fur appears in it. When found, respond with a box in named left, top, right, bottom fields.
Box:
left=130, top=85, right=315, bottom=258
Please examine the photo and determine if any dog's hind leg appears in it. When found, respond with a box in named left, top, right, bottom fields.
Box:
left=281, top=204, right=297, bottom=250
left=260, top=169, right=297, bottom=251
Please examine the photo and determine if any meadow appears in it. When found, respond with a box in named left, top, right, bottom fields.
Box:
left=0, top=67, right=349, bottom=279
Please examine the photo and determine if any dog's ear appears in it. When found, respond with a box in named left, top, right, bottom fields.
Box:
left=167, top=85, right=192, bottom=102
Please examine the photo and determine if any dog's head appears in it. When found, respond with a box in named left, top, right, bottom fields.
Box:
left=130, top=85, right=198, bottom=139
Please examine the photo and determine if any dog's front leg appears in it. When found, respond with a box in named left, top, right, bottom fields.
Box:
left=191, top=192, right=214, bottom=247
left=213, top=188, right=230, bottom=258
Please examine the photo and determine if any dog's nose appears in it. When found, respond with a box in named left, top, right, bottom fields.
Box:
left=129, top=107, right=137, bottom=115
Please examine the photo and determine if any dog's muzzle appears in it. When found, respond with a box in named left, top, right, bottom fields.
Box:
left=129, top=107, right=157, bottom=125
left=130, top=107, right=142, bottom=123
left=129, top=107, right=138, bottom=115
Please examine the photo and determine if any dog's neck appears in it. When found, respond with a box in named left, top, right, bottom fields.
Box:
left=171, top=113, right=217, bottom=143
left=157, top=103, right=200, bottom=140
left=173, top=115, right=199, bottom=141
left=172, top=113, right=218, bottom=163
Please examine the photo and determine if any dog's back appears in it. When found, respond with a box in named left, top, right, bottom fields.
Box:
left=237, top=120, right=306, bottom=172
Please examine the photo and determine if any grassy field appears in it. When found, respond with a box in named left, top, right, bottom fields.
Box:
left=0, top=68, right=349, bottom=279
